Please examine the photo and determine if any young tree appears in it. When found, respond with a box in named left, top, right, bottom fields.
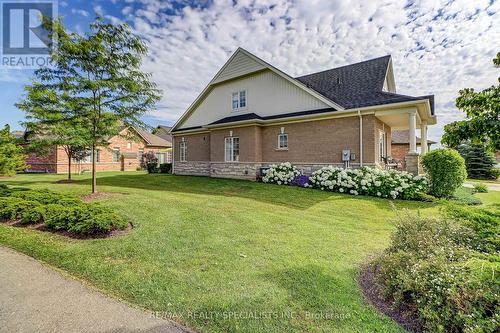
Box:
left=18, top=17, right=161, bottom=192
left=442, top=52, right=500, bottom=150
left=0, top=125, right=27, bottom=176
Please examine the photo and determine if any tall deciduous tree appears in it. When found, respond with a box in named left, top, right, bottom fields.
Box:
left=18, top=17, right=161, bottom=192
left=0, top=125, right=27, bottom=176
left=442, top=52, right=500, bottom=151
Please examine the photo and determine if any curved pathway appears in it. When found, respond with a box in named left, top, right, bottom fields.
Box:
left=0, top=246, right=194, bottom=333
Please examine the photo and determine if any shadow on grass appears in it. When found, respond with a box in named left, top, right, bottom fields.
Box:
left=1, top=173, right=439, bottom=211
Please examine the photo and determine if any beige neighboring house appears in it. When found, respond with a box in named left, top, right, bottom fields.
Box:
left=170, top=48, right=437, bottom=180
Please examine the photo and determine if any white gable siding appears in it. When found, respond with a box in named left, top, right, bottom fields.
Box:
left=212, top=51, right=266, bottom=84
left=179, top=70, right=330, bottom=129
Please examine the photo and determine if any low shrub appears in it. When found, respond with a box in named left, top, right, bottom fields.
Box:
left=0, top=197, right=25, bottom=220
left=473, top=183, right=488, bottom=193
left=66, top=203, right=128, bottom=235
left=443, top=204, right=500, bottom=253
left=262, top=162, right=301, bottom=185
left=44, top=204, right=75, bottom=230
left=421, top=149, right=467, bottom=198
left=1, top=188, right=128, bottom=235
left=159, top=163, right=172, bottom=174
left=372, top=212, right=499, bottom=333
left=0, top=184, right=11, bottom=196
left=308, top=166, right=427, bottom=200
left=146, top=162, right=159, bottom=174
left=10, top=189, right=81, bottom=205
left=451, top=187, right=482, bottom=205
left=20, top=203, right=45, bottom=224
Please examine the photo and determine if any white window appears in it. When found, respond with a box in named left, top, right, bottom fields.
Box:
left=127, top=142, right=132, bottom=149
left=112, top=147, right=121, bottom=162
left=156, top=152, right=165, bottom=164
left=138, top=148, right=144, bottom=161
left=224, top=137, right=240, bottom=162
left=278, top=133, right=288, bottom=150
left=379, top=131, right=387, bottom=161
left=179, top=140, right=187, bottom=162
left=231, top=90, right=247, bottom=110
left=76, top=149, right=99, bottom=163
left=166, top=151, right=172, bottom=163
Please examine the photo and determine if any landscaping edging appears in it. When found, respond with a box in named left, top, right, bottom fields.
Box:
left=358, top=264, right=423, bottom=333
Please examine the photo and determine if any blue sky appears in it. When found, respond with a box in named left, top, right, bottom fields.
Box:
left=1, top=0, right=499, bottom=141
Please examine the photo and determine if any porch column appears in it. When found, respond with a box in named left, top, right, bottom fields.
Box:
left=421, top=120, right=428, bottom=155
left=408, top=112, right=417, bottom=153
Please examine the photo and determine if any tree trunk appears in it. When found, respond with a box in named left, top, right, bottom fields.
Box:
left=91, top=144, right=96, bottom=193
left=68, top=152, right=72, bottom=180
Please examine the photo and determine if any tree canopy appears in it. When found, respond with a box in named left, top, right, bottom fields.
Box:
left=0, top=125, right=27, bottom=176
left=442, top=52, right=500, bottom=151
left=17, top=17, right=161, bottom=191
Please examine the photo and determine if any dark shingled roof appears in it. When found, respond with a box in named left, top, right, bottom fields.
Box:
left=296, top=55, right=434, bottom=115
left=208, top=108, right=336, bottom=126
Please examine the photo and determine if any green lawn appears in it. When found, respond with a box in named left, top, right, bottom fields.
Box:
left=0, top=172, right=485, bottom=333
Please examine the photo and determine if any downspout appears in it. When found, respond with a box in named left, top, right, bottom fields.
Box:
left=358, top=110, right=363, bottom=167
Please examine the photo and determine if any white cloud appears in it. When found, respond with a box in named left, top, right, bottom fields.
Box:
left=71, top=8, right=89, bottom=17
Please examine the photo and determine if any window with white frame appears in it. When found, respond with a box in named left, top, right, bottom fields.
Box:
left=379, top=131, right=387, bottom=161
left=112, top=147, right=121, bottom=162
left=138, top=148, right=144, bottom=161
left=224, top=137, right=240, bottom=162
left=231, top=90, right=246, bottom=110
left=179, top=140, right=187, bottom=162
left=278, top=133, right=288, bottom=150
left=76, top=149, right=99, bottom=163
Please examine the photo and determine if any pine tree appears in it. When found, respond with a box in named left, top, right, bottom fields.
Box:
left=458, top=144, right=496, bottom=179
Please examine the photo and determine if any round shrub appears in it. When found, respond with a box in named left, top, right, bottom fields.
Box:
left=66, top=203, right=128, bottom=235
left=262, top=162, right=301, bottom=185
left=421, top=149, right=467, bottom=198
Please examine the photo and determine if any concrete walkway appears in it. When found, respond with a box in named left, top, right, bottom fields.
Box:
left=463, top=182, right=500, bottom=191
left=0, top=246, right=194, bottom=333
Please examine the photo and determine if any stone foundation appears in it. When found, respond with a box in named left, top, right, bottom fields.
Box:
left=405, top=152, right=422, bottom=175
left=173, top=161, right=379, bottom=180
left=173, top=161, right=211, bottom=176
left=210, top=162, right=261, bottom=180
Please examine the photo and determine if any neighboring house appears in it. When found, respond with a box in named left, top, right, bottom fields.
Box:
left=153, top=125, right=173, bottom=163
left=170, top=48, right=437, bottom=179
left=391, top=130, right=436, bottom=169
left=24, top=127, right=171, bottom=173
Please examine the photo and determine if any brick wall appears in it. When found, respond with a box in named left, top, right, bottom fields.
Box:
left=25, top=129, right=166, bottom=174
left=172, top=115, right=393, bottom=179
left=391, top=144, right=409, bottom=168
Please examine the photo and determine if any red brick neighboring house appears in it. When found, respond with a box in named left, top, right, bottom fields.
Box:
left=391, top=130, right=436, bottom=169
left=24, top=127, right=171, bottom=174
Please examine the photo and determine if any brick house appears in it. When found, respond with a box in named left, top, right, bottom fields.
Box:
left=24, top=127, right=171, bottom=174
left=391, top=130, right=437, bottom=169
left=170, top=48, right=437, bottom=179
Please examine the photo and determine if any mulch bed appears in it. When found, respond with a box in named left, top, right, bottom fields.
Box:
left=359, top=264, right=424, bottom=333
left=81, top=192, right=125, bottom=202
left=2, top=219, right=132, bottom=240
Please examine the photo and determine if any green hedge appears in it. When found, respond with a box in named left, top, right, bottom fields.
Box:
left=372, top=208, right=499, bottom=332
left=0, top=188, right=128, bottom=235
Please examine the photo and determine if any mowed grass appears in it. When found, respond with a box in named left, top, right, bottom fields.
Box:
left=0, top=172, right=452, bottom=332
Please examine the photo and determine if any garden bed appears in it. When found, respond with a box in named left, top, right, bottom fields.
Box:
left=0, top=185, right=130, bottom=238
left=359, top=263, right=423, bottom=333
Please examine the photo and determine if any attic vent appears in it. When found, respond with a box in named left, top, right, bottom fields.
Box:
left=336, top=77, right=341, bottom=84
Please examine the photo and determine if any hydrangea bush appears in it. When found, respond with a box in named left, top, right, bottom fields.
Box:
left=308, top=166, right=427, bottom=200
left=262, top=162, right=301, bottom=185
